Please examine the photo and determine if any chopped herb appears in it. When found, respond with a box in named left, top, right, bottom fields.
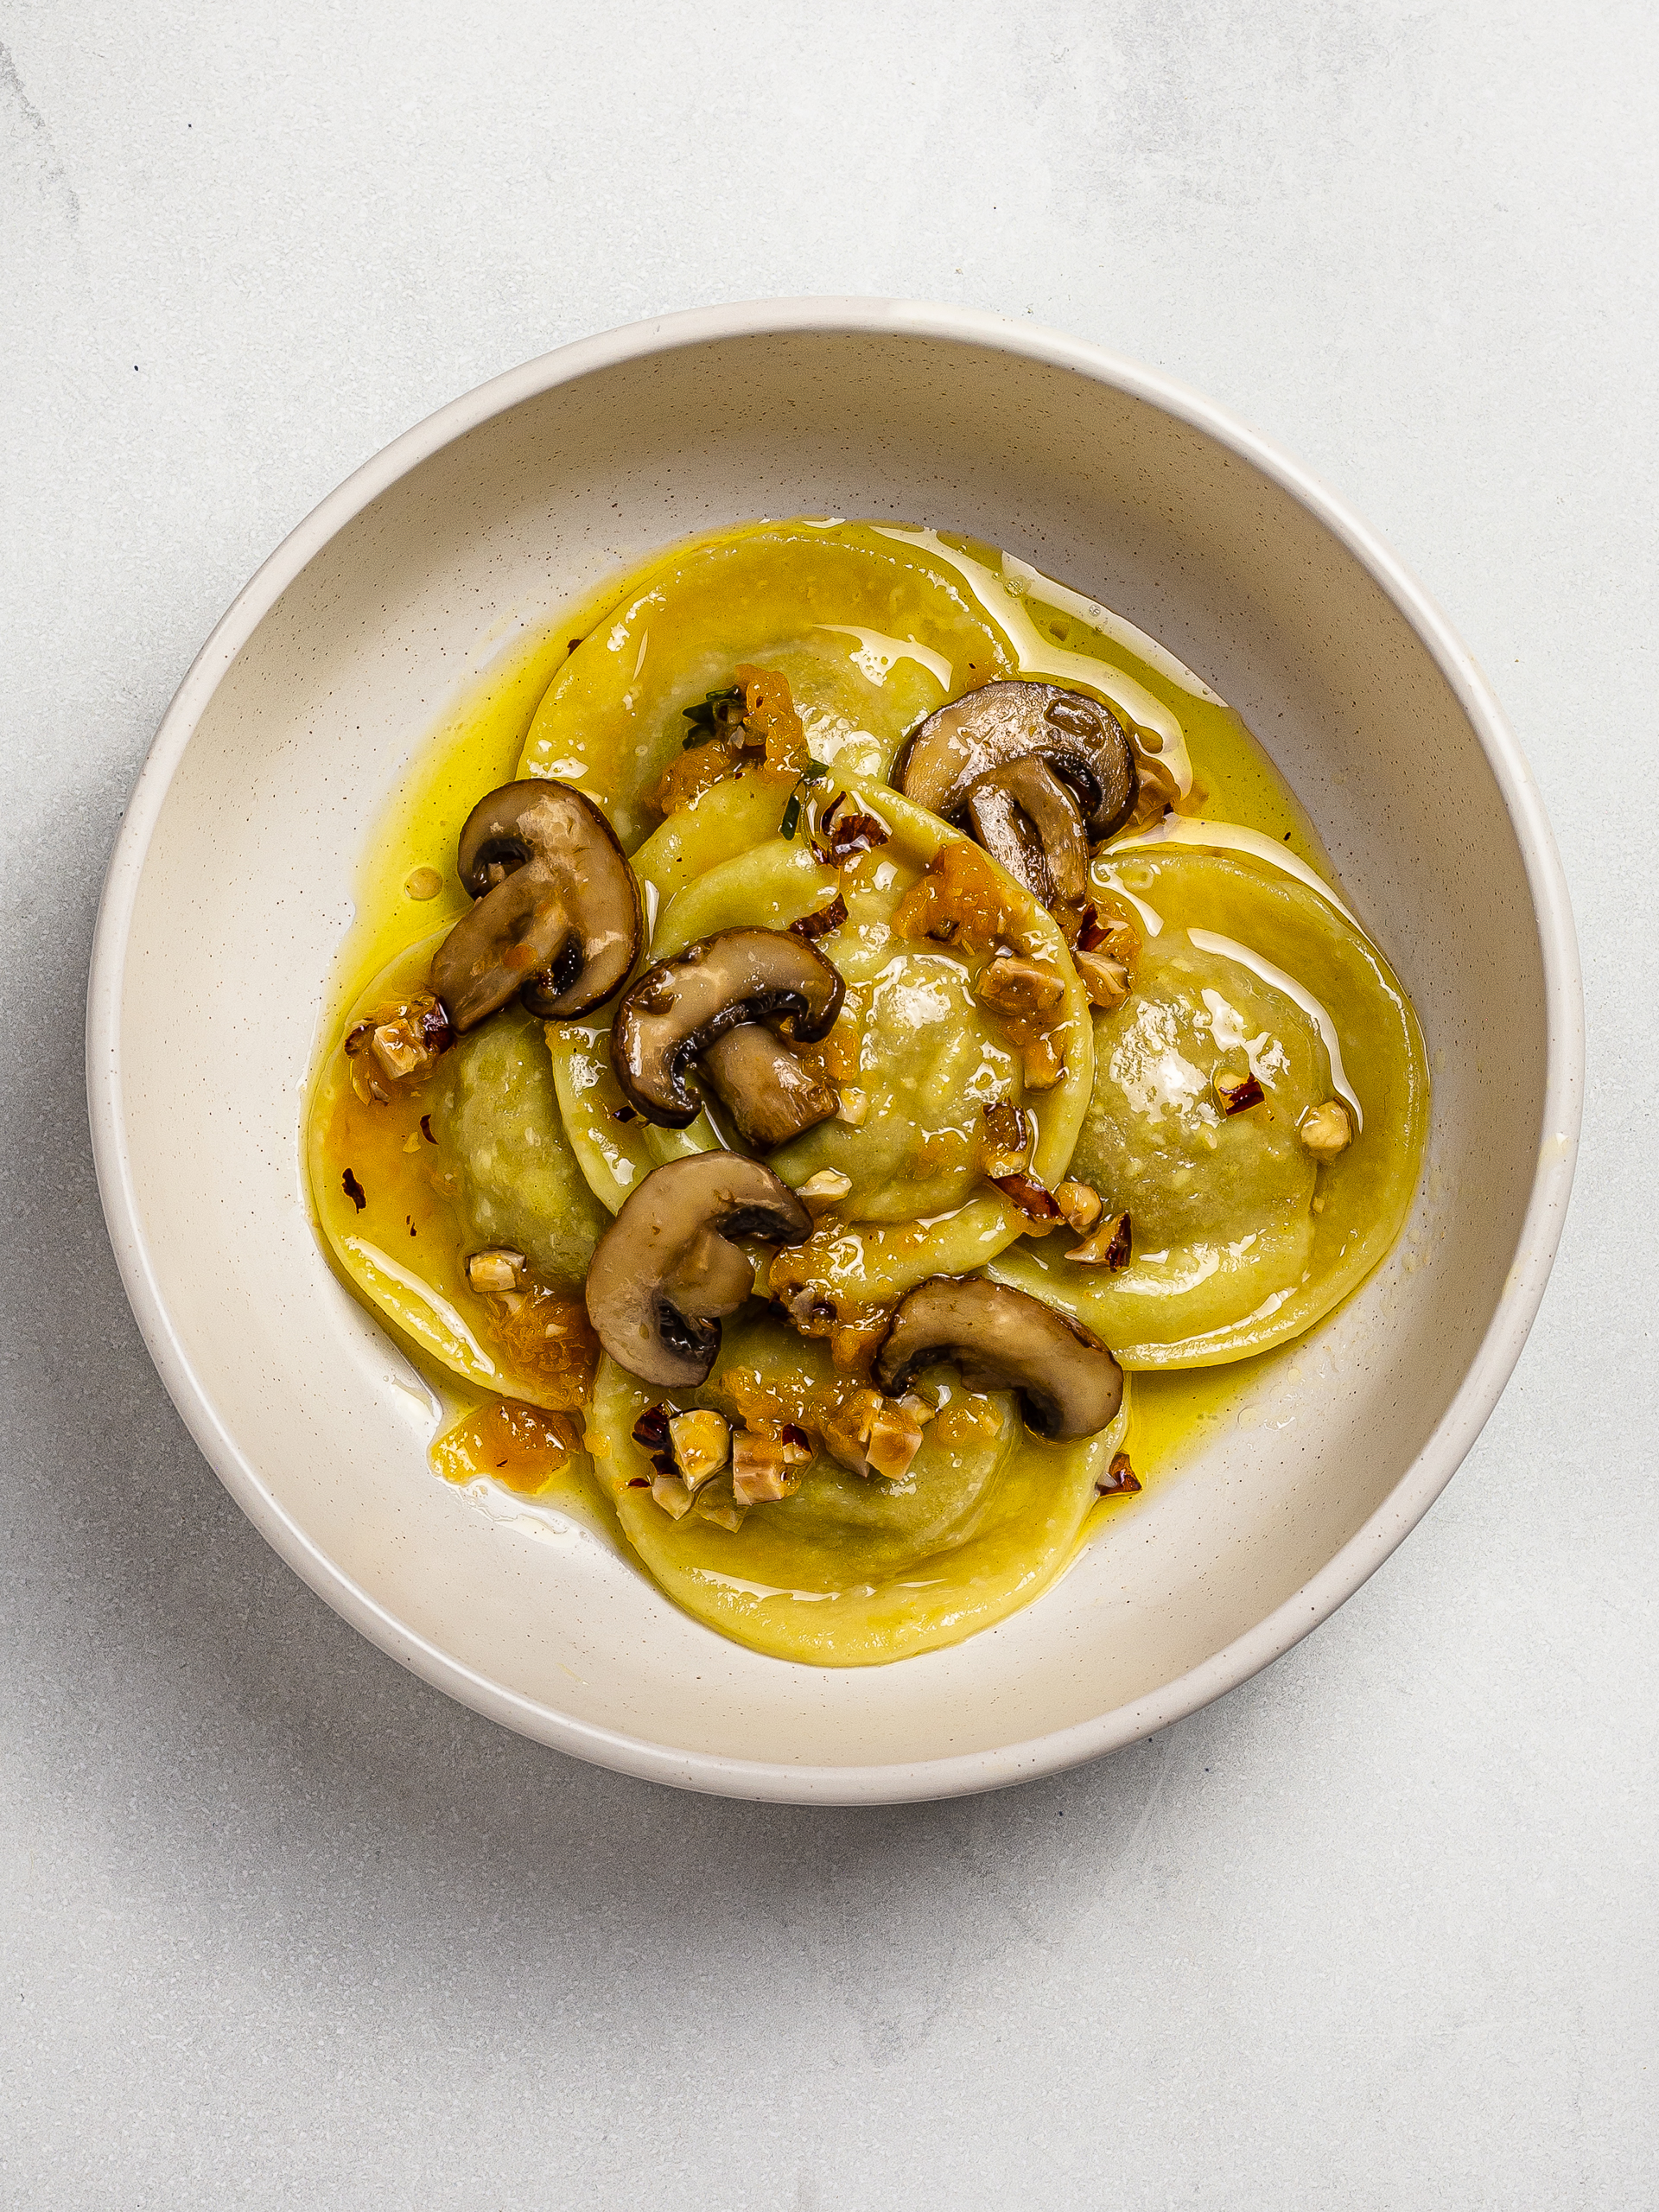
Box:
left=342, top=1167, right=366, bottom=1211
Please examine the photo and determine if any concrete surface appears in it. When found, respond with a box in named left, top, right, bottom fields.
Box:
left=3, top=2, right=1655, bottom=2204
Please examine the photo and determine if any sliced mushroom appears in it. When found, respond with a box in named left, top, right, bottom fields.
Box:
left=700, top=1024, right=839, bottom=1151
left=965, top=754, right=1091, bottom=908
left=584, top=1154, right=812, bottom=1387
left=896, top=680, right=1138, bottom=842
left=874, top=1276, right=1123, bottom=1440
left=611, top=928, right=844, bottom=1135
left=431, top=780, right=641, bottom=1032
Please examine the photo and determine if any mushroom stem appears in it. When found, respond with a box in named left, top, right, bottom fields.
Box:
left=701, top=1025, right=839, bottom=1152
left=874, top=1276, right=1123, bottom=1440
left=965, top=755, right=1090, bottom=908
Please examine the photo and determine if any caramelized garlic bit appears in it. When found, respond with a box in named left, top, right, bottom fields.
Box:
left=1067, top=1210, right=1132, bottom=1268
left=1214, top=1066, right=1266, bottom=1116
left=976, top=953, right=1065, bottom=1018
left=822, top=1388, right=885, bottom=1476
left=466, top=1248, right=528, bottom=1295
left=896, top=1391, right=938, bottom=1426
left=669, top=1408, right=730, bottom=1493
left=836, top=1086, right=869, bottom=1127
left=1074, top=950, right=1131, bottom=1012
left=343, top=991, right=454, bottom=1103
left=1054, top=1180, right=1103, bottom=1235
left=1300, top=1099, right=1353, bottom=1161
left=731, top=1430, right=804, bottom=1506
left=795, top=1167, right=854, bottom=1212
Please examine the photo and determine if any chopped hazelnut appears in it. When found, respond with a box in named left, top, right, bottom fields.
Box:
left=836, top=1086, right=869, bottom=1127
left=865, top=1397, right=925, bottom=1481
left=343, top=992, right=454, bottom=1103
left=650, top=1470, right=697, bottom=1520
left=467, top=1248, right=528, bottom=1294
left=993, top=1172, right=1062, bottom=1225
left=976, top=954, right=1065, bottom=1018
left=1096, top=1452, right=1141, bottom=1497
left=731, top=1432, right=804, bottom=1505
left=1067, top=1211, right=1132, bottom=1268
left=1300, top=1100, right=1353, bottom=1161
left=796, top=1167, right=854, bottom=1212
left=980, top=1100, right=1033, bottom=1178
left=822, top=1388, right=885, bottom=1477
left=669, top=1408, right=730, bottom=1493
left=1054, top=1180, right=1103, bottom=1235
left=1075, top=950, right=1131, bottom=1012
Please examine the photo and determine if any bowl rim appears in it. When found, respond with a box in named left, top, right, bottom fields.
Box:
left=85, top=297, right=1583, bottom=1805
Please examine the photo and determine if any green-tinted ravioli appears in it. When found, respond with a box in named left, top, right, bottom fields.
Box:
left=993, top=845, right=1428, bottom=1365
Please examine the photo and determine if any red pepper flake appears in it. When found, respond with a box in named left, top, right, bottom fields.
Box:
left=342, top=1167, right=366, bottom=1211
left=626, top=1475, right=651, bottom=1488
left=993, top=1172, right=1061, bottom=1221
left=815, top=791, right=891, bottom=864
left=1077, top=904, right=1107, bottom=952
left=789, top=893, right=849, bottom=943
left=781, top=1423, right=811, bottom=1452
left=632, top=1403, right=671, bottom=1455
left=1103, top=1212, right=1132, bottom=1270
left=1096, top=1452, right=1141, bottom=1497
left=420, top=1114, right=436, bottom=1144
left=1216, top=1069, right=1266, bottom=1116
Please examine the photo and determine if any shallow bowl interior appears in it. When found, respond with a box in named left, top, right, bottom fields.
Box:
left=89, top=304, right=1578, bottom=1802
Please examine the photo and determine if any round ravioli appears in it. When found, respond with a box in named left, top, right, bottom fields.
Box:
left=637, top=779, right=1094, bottom=1306
left=517, top=520, right=1016, bottom=851
left=992, top=845, right=1428, bottom=1365
left=308, top=952, right=600, bottom=1413
left=588, top=1313, right=1130, bottom=1666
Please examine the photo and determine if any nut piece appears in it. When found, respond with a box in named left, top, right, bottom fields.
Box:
left=1075, top=950, right=1131, bottom=1012
left=1067, top=1211, right=1132, bottom=1268
left=796, top=1168, right=854, bottom=1212
left=1215, top=1067, right=1266, bottom=1116
left=731, top=1431, right=804, bottom=1506
left=431, top=781, right=641, bottom=1031
left=344, top=992, right=454, bottom=1103
left=466, top=1248, right=528, bottom=1294
left=874, top=1277, right=1124, bottom=1440
left=1300, top=1100, right=1353, bottom=1161
left=976, top=955, right=1065, bottom=1018
left=584, top=1154, right=813, bottom=1388
left=669, top=1408, right=730, bottom=1493
left=980, top=1101, right=1033, bottom=1178
left=650, top=1470, right=697, bottom=1520
left=1054, top=1181, right=1103, bottom=1236
left=865, top=1398, right=925, bottom=1482
left=836, top=1086, right=869, bottom=1126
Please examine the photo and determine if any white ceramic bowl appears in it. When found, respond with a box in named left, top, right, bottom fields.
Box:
left=86, top=301, right=1581, bottom=1804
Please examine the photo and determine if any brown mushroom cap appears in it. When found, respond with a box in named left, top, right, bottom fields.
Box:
left=430, top=780, right=641, bottom=1032
left=874, top=1275, right=1124, bottom=1440
left=895, top=680, right=1138, bottom=841
left=584, top=1154, right=813, bottom=1387
left=611, top=927, right=845, bottom=1130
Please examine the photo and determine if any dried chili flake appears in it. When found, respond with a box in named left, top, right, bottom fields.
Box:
left=342, top=1167, right=366, bottom=1212
left=817, top=791, right=890, bottom=862
left=420, top=1114, right=436, bottom=1144
left=789, top=893, right=849, bottom=944
left=992, top=1172, right=1061, bottom=1222
left=1216, top=1069, right=1266, bottom=1116
left=1096, top=1452, right=1141, bottom=1497
left=631, top=1403, right=672, bottom=1455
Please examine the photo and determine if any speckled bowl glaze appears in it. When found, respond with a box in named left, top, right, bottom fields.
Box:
left=86, top=302, right=1581, bottom=1804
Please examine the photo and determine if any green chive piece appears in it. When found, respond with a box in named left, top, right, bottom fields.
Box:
left=779, top=791, right=803, bottom=839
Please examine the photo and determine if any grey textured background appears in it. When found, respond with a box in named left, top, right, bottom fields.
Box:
left=3, top=3, right=1655, bottom=2204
